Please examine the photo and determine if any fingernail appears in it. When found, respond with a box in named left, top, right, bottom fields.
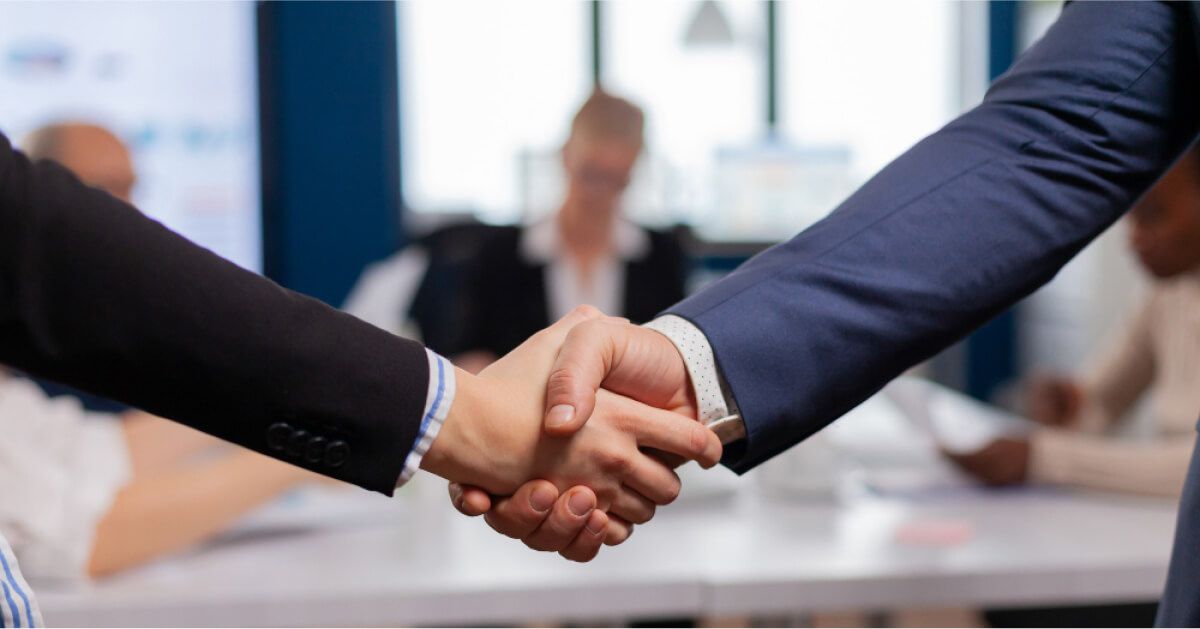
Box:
left=585, top=511, right=606, bottom=535
left=547, top=404, right=575, bottom=428
left=568, top=490, right=594, bottom=516
left=529, top=486, right=556, bottom=512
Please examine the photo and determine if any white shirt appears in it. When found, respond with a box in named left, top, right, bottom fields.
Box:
left=0, top=376, right=130, bottom=585
left=519, top=217, right=650, bottom=322
left=342, top=247, right=430, bottom=341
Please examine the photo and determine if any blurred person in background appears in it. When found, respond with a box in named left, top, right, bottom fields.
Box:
left=344, top=221, right=507, bottom=352
left=447, top=90, right=687, bottom=372
left=0, top=122, right=334, bottom=581
left=23, top=122, right=136, bottom=203
left=947, top=144, right=1200, bottom=497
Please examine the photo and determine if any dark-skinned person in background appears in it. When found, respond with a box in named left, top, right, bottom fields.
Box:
left=946, top=143, right=1200, bottom=495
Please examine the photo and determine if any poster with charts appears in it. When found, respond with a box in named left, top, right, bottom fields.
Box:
left=0, top=1, right=261, bottom=272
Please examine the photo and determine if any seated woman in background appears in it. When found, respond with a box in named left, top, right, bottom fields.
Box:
left=447, top=90, right=687, bottom=371
left=948, top=145, right=1200, bottom=497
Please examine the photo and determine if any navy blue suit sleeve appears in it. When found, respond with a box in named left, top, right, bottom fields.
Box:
left=669, top=1, right=1200, bottom=473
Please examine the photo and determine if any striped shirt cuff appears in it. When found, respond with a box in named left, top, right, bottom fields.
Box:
left=395, top=349, right=457, bottom=488
left=0, top=533, right=42, bottom=628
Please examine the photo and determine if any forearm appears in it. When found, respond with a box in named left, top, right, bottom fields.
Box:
left=122, top=412, right=223, bottom=477
left=1030, top=429, right=1193, bottom=497
left=1077, top=303, right=1157, bottom=430
left=87, top=451, right=311, bottom=576
left=672, top=1, right=1200, bottom=472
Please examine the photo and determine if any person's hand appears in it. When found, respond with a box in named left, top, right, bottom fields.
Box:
left=541, top=316, right=695, bottom=437
left=1026, top=375, right=1083, bottom=427
left=449, top=480, right=616, bottom=562
left=422, top=308, right=721, bottom=558
left=453, top=317, right=697, bottom=556
left=943, top=437, right=1031, bottom=486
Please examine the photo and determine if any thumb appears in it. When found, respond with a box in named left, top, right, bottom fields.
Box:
left=544, top=319, right=623, bottom=437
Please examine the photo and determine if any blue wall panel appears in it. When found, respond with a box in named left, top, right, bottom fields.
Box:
left=257, top=1, right=402, bottom=306
left=964, top=0, right=1021, bottom=401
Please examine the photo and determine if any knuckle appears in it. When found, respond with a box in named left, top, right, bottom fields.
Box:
left=514, top=510, right=545, bottom=530
left=599, top=449, right=634, bottom=478
left=572, top=304, right=603, bottom=320
left=545, top=368, right=578, bottom=398
left=595, top=485, right=620, bottom=511
left=578, top=318, right=604, bottom=333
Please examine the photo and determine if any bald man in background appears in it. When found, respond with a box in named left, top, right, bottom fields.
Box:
left=24, top=123, right=137, bottom=204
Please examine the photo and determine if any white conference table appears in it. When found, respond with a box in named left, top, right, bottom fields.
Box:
left=38, top=382, right=1181, bottom=627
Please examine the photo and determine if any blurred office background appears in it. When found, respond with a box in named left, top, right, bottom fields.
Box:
left=0, top=1, right=1175, bottom=627
left=0, top=0, right=1136, bottom=402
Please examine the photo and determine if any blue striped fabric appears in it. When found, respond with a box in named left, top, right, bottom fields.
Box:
left=417, top=356, right=447, bottom=438
left=0, top=536, right=38, bottom=627
left=0, top=580, right=14, bottom=628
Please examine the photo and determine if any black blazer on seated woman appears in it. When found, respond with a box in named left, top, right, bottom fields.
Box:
left=450, top=218, right=688, bottom=359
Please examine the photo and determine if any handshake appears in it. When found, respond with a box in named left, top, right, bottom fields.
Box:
left=418, top=306, right=722, bottom=562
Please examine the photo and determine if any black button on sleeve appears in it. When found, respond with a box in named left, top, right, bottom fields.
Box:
left=324, top=440, right=350, bottom=468
left=267, top=422, right=292, bottom=451
left=286, top=430, right=308, bottom=457
left=305, top=436, right=327, bottom=464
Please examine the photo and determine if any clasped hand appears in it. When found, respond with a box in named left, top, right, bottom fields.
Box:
left=420, top=306, right=717, bottom=561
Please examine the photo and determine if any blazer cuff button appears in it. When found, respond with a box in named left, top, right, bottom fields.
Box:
left=305, top=436, right=327, bottom=464
left=267, top=422, right=292, bottom=451
left=324, top=441, right=350, bottom=468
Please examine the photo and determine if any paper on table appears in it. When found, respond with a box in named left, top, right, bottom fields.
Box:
left=884, top=377, right=1032, bottom=454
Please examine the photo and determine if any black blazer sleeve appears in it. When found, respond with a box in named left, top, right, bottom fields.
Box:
left=0, top=132, right=428, bottom=495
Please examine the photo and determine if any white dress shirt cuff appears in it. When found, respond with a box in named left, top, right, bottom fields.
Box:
left=644, top=315, right=744, bottom=444
left=396, top=349, right=457, bottom=488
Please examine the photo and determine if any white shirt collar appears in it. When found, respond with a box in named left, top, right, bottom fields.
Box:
left=519, top=215, right=650, bottom=265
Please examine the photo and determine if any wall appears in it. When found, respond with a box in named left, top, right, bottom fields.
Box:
left=258, top=1, right=403, bottom=306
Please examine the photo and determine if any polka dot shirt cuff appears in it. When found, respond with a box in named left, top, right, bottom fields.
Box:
left=643, top=315, right=744, bottom=444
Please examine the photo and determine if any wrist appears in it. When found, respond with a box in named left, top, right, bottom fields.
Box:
left=421, top=367, right=520, bottom=492
left=420, top=367, right=479, bottom=481
left=420, top=367, right=537, bottom=495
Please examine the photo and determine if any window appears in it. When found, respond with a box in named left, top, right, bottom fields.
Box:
left=0, top=1, right=261, bottom=271
left=398, top=1, right=976, bottom=243
left=601, top=0, right=766, bottom=234
left=773, top=1, right=962, bottom=240
left=398, top=0, right=591, bottom=224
